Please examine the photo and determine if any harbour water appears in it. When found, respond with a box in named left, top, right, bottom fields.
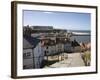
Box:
left=69, top=30, right=90, bottom=44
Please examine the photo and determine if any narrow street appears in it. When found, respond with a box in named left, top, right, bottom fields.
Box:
left=44, top=53, right=85, bottom=68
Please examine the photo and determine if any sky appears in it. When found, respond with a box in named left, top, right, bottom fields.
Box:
left=23, top=10, right=91, bottom=30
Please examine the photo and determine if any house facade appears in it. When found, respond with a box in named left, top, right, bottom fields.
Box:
left=56, top=43, right=64, bottom=53
left=42, top=39, right=56, bottom=56
left=71, top=39, right=81, bottom=52
left=64, top=41, right=73, bottom=53
left=23, top=35, right=44, bottom=69
left=23, top=47, right=34, bottom=69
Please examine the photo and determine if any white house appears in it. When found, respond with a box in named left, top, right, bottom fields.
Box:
left=63, top=39, right=81, bottom=53
left=23, top=35, right=44, bottom=69
left=71, top=39, right=81, bottom=52
left=64, top=41, right=73, bottom=53
left=55, top=42, right=64, bottom=53
left=43, top=39, right=56, bottom=56
left=44, top=45, right=56, bottom=56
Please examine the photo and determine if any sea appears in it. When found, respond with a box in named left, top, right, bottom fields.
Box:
left=69, top=30, right=91, bottom=44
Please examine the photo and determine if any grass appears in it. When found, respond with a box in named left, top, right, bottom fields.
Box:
left=84, top=51, right=91, bottom=60
left=82, top=51, right=91, bottom=66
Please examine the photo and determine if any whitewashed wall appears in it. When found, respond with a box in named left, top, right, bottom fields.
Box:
left=23, top=49, right=33, bottom=69
left=64, top=43, right=73, bottom=52
left=34, top=42, right=44, bottom=68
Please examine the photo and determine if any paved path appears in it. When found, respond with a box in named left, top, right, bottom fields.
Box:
left=44, top=53, right=85, bottom=68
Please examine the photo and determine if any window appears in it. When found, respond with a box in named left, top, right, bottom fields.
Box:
left=27, top=52, right=31, bottom=56
left=47, top=51, right=48, bottom=53
left=23, top=52, right=31, bottom=59
left=44, top=51, right=48, bottom=56
left=46, top=46, right=48, bottom=49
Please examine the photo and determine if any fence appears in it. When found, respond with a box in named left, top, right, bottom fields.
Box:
left=23, top=53, right=68, bottom=69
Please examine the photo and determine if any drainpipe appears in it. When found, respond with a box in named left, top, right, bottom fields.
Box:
left=32, top=47, right=35, bottom=68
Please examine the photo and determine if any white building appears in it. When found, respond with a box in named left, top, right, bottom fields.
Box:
left=71, top=40, right=81, bottom=52
left=43, top=39, right=56, bottom=56
left=44, top=45, right=56, bottom=56
left=23, top=35, right=44, bottom=69
left=56, top=42, right=64, bottom=53
left=64, top=41, right=73, bottom=53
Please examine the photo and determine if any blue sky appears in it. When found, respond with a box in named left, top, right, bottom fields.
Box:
left=23, top=10, right=91, bottom=30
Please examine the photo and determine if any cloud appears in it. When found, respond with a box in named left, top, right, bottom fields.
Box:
left=43, top=11, right=54, bottom=14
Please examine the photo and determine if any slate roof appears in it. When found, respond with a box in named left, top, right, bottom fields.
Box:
left=71, top=40, right=80, bottom=47
left=43, top=39, right=56, bottom=46
left=23, top=35, right=40, bottom=49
